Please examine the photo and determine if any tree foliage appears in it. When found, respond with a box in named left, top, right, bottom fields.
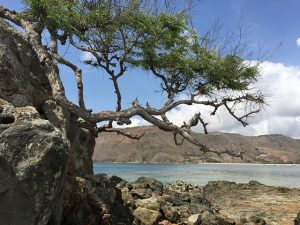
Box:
left=0, top=0, right=265, bottom=157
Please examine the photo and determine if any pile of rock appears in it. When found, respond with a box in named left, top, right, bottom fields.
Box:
left=74, top=174, right=300, bottom=225
left=116, top=177, right=233, bottom=225
left=59, top=174, right=234, bottom=225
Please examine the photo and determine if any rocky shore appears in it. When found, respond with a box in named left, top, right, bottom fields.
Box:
left=67, top=174, right=300, bottom=225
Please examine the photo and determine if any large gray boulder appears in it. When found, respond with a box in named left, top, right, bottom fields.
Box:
left=0, top=20, right=52, bottom=107
left=61, top=174, right=133, bottom=225
left=0, top=19, right=71, bottom=225
left=0, top=101, right=69, bottom=225
left=0, top=19, right=95, bottom=225
left=0, top=18, right=95, bottom=177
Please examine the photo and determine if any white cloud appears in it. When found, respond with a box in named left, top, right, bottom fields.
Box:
left=126, top=61, right=300, bottom=138
left=297, top=38, right=300, bottom=47
left=80, top=51, right=96, bottom=62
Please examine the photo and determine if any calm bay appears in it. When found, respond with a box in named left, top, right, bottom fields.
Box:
left=94, top=163, right=300, bottom=188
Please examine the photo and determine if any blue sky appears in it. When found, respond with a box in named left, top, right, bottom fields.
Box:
left=1, top=0, right=300, bottom=137
left=195, top=0, right=300, bottom=66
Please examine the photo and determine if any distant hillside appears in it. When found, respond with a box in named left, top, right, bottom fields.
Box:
left=93, top=126, right=300, bottom=164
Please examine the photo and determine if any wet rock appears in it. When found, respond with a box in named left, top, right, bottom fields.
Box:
left=133, top=207, right=161, bottom=225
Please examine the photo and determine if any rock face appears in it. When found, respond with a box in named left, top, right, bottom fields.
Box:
left=0, top=19, right=95, bottom=225
left=61, top=174, right=133, bottom=225
left=0, top=101, right=69, bottom=225
left=0, top=20, right=52, bottom=107
left=204, top=181, right=300, bottom=225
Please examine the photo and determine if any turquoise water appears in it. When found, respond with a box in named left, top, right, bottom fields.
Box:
left=94, top=163, right=300, bottom=188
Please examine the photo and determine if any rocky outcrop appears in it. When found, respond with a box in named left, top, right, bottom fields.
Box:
left=53, top=173, right=300, bottom=225
left=61, top=174, right=133, bottom=225
left=115, top=177, right=300, bottom=225
left=0, top=20, right=52, bottom=107
left=64, top=174, right=298, bottom=225
left=0, top=19, right=70, bottom=225
left=0, top=19, right=95, bottom=225
left=0, top=100, right=69, bottom=225
left=203, top=181, right=300, bottom=225
left=116, top=178, right=234, bottom=225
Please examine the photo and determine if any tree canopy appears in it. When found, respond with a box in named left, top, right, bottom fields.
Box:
left=0, top=0, right=265, bottom=157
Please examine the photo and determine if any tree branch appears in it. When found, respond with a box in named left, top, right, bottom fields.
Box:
left=50, top=32, right=86, bottom=109
left=224, top=102, right=259, bottom=127
left=0, top=6, right=262, bottom=159
left=98, top=126, right=145, bottom=140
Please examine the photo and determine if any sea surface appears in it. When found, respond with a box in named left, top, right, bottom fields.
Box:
left=93, top=163, right=300, bottom=188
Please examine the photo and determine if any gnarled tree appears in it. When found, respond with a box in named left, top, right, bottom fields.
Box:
left=0, top=0, right=265, bottom=158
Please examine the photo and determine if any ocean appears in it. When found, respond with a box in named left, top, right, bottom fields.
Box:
left=94, top=163, right=300, bottom=188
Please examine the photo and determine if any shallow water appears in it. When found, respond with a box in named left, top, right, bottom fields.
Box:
left=93, top=163, right=300, bottom=188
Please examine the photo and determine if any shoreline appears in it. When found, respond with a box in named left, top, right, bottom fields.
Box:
left=94, top=161, right=300, bottom=166
left=91, top=174, right=300, bottom=225
left=93, top=163, right=300, bottom=189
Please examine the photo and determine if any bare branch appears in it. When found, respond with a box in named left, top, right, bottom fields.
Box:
left=198, top=116, right=208, bottom=134
left=150, top=66, right=170, bottom=93
left=98, top=126, right=145, bottom=140
left=50, top=32, right=86, bottom=109
left=173, top=132, right=185, bottom=146
left=224, top=102, right=259, bottom=127
left=69, top=35, right=110, bottom=66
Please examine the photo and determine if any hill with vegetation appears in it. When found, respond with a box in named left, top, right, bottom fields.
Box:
left=94, top=126, right=300, bottom=164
